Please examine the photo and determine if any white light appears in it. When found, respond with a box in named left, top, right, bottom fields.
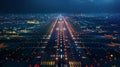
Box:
left=63, top=28, right=66, bottom=30
left=56, top=28, right=59, bottom=30
left=60, top=55, right=63, bottom=59
left=60, top=49, right=62, bottom=52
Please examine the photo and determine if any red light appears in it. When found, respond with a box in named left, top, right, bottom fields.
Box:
left=105, top=61, right=108, bottom=64
left=29, top=64, right=32, bottom=67
left=34, top=64, right=40, bottom=67
left=86, top=65, right=88, bottom=67
left=5, top=57, right=8, bottom=60
left=106, top=56, right=108, bottom=59
left=97, top=63, right=100, bottom=67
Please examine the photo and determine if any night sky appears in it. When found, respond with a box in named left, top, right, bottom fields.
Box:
left=0, top=0, right=120, bottom=13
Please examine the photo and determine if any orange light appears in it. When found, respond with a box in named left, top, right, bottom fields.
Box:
left=110, top=54, right=114, bottom=57
left=65, top=58, right=68, bottom=60
left=56, top=57, right=58, bottom=60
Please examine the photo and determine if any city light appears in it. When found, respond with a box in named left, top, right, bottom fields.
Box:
left=0, top=14, right=120, bottom=67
